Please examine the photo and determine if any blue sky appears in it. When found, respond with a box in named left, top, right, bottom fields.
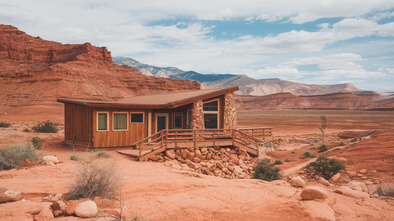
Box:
left=1, top=0, right=394, bottom=91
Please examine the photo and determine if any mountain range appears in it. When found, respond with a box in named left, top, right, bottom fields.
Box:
left=113, top=57, right=365, bottom=96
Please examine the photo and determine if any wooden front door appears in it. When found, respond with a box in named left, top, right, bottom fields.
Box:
left=156, top=113, right=168, bottom=132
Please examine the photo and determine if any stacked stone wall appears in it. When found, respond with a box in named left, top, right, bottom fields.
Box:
left=224, top=92, right=237, bottom=129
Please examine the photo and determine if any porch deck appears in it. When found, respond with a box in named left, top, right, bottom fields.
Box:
left=116, top=127, right=273, bottom=161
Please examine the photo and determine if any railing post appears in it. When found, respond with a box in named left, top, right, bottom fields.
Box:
left=213, top=130, right=216, bottom=146
left=193, top=130, right=196, bottom=148
left=175, top=130, right=178, bottom=148
left=139, top=143, right=141, bottom=159
left=165, top=130, right=168, bottom=149
left=160, top=131, right=163, bottom=149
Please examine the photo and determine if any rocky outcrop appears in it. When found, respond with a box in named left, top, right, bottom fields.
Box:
left=235, top=91, right=387, bottom=110
left=0, top=189, right=22, bottom=203
left=0, top=25, right=201, bottom=114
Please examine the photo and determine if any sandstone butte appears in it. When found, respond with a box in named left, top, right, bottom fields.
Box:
left=0, top=25, right=201, bottom=118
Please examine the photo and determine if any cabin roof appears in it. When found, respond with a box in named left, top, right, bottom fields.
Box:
left=57, top=86, right=238, bottom=109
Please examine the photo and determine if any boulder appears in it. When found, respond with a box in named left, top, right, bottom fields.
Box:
left=290, top=176, right=306, bottom=188
left=205, top=153, right=212, bottom=160
left=165, top=150, right=176, bottom=159
left=377, top=183, right=394, bottom=197
left=42, top=155, right=59, bottom=165
left=233, top=166, right=243, bottom=173
left=347, top=181, right=367, bottom=192
left=230, top=154, right=240, bottom=165
left=34, top=206, right=54, bottom=221
left=202, top=167, right=212, bottom=175
left=335, top=186, right=369, bottom=199
left=216, top=162, right=224, bottom=170
left=331, top=173, right=341, bottom=182
left=66, top=200, right=81, bottom=215
left=186, top=161, right=196, bottom=169
left=193, top=157, right=202, bottom=163
left=74, top=200, right=98, bottom=218
left=180, top=149, right=189, bottom=159
left=318, top=177, right=330, bottom=186
left=347, top=171, right=357, bottom=178
left=359, top=169, right=367, bottom=174
left=195, top=149, right=203, bottom=159
left=301, top=186, right=328, bottom=200
left=0, top=189, right=22, bottom=203
left=302, top=200, right=336, bottom=221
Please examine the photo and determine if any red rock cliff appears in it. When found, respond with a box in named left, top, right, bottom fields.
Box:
left=0, top=25, right=201, bottom=115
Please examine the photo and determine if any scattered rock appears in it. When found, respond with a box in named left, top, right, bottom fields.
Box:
left=365, top=181, right=373, bottom=186
left=74, top=200, right=98, bottom=218
left=42, top=155, right=59, bottom=165
left=359, top=169, right=367, bottom=174
left=34, top=205, right=54, bottom=221
left=335, top=186, right=369, bottom=199
left=376, top=183, right=394, bottom=197
left=0, top=189, right=22, bottom=203
left=347, top=171, right=357, bottom=178
left=318, top=177, right=330, bottom=186
left=290, top=176, right=306, bottom=188
left=301, top=186, right=328, bottom=200
left=165, top=150, right=175, bottom=159
left=347, top=181, right=367, bottom=192
left=66, top=200, right=80, bottom=215
left=331, top=173, right=341, bottom=182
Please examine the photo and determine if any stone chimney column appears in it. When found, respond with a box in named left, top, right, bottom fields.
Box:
left=191, top=100, right=204, bottom=130
left=224, top=92, right=237, bottom=129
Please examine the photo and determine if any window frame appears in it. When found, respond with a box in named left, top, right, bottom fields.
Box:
left=173, top=112, right=183, bottom=129
left=96, top=112, right=109, bottom=132
left=130, top=112, right=145, bottom=124
left=112, top=112, right=129, bottom=131
left=203, top=98, right=220, bottom=129
left=155, top=113, right=169, bottom=133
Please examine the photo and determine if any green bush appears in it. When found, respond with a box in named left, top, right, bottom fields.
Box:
left=306, top=156, right=345, bottom=180
left=0, top=121, right=11, bottom=128
left=32, top=121, right=58, bottom=133
left=252, top=159, right=282, bottom=181
left=318, top=144, right=327, bottom=153
left=70, top=155, right=79, bottom=161
left=339, top=142, right=345, bottom=146
left=96, top=151, right=110, bottom=158
left=66, top=161, right=121, bottom=199
left=0, top=143, right=40, bottom=170
left=273, top=159, right=283, bottom=165
left=303, top=151, right=316, bottom=158
left=31, top=137, right=43, bottom=150
left=350, top=138, right=358, bottom=143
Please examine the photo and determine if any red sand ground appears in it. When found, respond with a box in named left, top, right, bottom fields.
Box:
left=0, top=108, right=393, bottom=220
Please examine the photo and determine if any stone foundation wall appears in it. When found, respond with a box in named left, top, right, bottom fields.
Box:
left=149, top=147, right=256, bottom=179
left=224, top=92, right=237, bottom=129
left=191, top=100, right=204, bottom=130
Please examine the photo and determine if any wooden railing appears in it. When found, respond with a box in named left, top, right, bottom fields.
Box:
left=237, top=127, right=273, bottom=141
left=133, top=127, right=272, bottom=160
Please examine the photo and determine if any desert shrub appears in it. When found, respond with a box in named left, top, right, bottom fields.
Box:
left=23, top=128, right=30, bottom=132
left=303, top=151, right=316, bottom=158
left=32, top=121, right=58, bottom=133
left=350, top=138, right=358, bottom=143
left=339, top=142, right=345, bottom=146
left=318, top=144, right=327, bottom=153
left=252, top=159, right=282, bottom=181
left=66, top=160, right=121, bottom=199
left=285, top=158, right=293, bottom=162
left=273, top=159, right=283, bottom=165
left=70, top=155, right=79, bottom=161
left=31, top=137, right=43, bottom=150
left=0, top=143, right=40, bottom=170
left=306, top=156, right=344, bottom=180
left=96, top=151, right=110, bottom=158
left=0, top=121, right=11, bottom=128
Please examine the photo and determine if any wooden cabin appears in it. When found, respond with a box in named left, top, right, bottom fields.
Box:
left=57, top=86, right=239, bottom=148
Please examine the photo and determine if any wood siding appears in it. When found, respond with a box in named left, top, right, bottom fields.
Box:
left=92, top=108, right=147, bottom=148
left=64, top=103, right=93, bottom=146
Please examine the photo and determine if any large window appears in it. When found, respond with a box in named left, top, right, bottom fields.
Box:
left=131, top=113, right=144, bottom=123
left=97, top=113, right=108, bottom=131
left=204, top=113, right=218, bottom=129
left=113, top=113, right=128, bottom=131
left=203, top=99, right=219, bottom=129
left=203, top=100, right=218, bottom=111
left=173, top=113, right=182, bottom=129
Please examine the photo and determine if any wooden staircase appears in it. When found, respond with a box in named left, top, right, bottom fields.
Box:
left=118, top=127, right=272, bottom=161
